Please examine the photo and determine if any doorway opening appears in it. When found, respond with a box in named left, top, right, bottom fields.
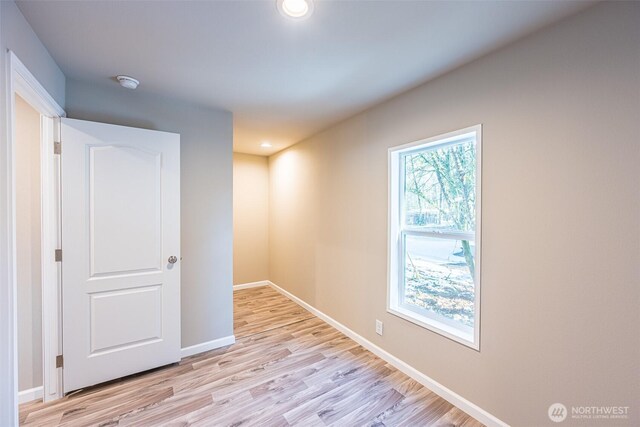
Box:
left=15, top=94, right=45, bottom=405
left=6, top=52, right=66, bottom=416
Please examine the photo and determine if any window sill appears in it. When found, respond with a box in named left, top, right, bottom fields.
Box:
left=387, top=305, right=479, bottom=351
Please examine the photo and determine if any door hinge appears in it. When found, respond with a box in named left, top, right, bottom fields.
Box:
left=54, top=141, right=61, bottom=155
left=55, top=249, right=62, bottom=262
left=56, top=355, right=63, bottom=368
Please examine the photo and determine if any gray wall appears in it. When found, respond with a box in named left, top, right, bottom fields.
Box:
left=0, top=1, right=65, bottom=419
left=1, top=1, right=65, bottom=107
left=269, top=3, right=640, bottom=425
left=65, top=79, right=234, bottom=348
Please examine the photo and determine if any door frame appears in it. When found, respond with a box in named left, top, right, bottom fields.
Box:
left=2, top=50, right=65, bottom=423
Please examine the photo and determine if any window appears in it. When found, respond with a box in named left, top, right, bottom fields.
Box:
left=388, top=125, right=481, bottom=349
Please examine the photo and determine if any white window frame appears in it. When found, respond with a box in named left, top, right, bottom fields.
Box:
left=387, top=125, right=482, bottom=350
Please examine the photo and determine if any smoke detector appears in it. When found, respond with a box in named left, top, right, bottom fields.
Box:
left=116, top=75, right=139, bottom=90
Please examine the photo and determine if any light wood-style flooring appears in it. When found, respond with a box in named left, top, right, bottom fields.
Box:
left=20, top=286, right=483, bottom=426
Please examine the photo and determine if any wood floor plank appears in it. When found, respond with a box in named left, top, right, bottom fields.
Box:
left=19, top=285, right=484, bottom=426
left=233, top=286, right=315, bottom=338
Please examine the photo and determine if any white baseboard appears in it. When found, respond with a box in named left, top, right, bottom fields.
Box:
left=233, top=280, right=270, bottom=290
left=18, top=386, right=43, bottom=404
left=181, top=335, right=236, bottom=358
left=267, top=281, right=509, bottom=427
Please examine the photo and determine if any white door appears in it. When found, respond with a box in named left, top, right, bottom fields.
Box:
left=61, top=118, right=180, bottom=392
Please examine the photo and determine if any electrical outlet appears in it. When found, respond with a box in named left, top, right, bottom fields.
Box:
left=375, top=319, right=383, bottom=336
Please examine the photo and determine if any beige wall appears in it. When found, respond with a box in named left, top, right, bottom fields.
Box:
left=15, top=95, right=42, bottom=392
left=233, top=153, right=269, bottom=285
left=269, top=3, right=640, bottom=426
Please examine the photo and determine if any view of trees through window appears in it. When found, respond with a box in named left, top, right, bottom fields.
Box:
left=402, top=140, right=476, bottom=327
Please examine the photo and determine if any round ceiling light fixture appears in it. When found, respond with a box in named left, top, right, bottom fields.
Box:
left=277, top=0, right=314, bottom=20
left=116, top=75, right=140, bottom=90
left=260, top=141, right=273, bottom=148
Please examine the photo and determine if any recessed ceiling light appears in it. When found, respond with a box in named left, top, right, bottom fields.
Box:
left=261, top=141, right=273, bottom=148
left=277, top=0, right=314, bottom=20
left=116, top=75, right=139, bottom=90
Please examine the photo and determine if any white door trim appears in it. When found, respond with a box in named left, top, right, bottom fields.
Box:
left=2, top=50, right=65, bottom=423
left=9, top=52, right=65, bottom=118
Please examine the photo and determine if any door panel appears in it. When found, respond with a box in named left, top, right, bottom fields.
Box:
left=61, top=118, right=180, bottom=392
left=89, top=285, right=162, bottom=354
left=90, top=145, right=162, bottom=276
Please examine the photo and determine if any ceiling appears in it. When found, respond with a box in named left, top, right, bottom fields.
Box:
left=18, top=0, right=594, bottom=155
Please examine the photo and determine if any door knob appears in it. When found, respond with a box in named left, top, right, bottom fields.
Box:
left=168, top=256, right=178, bottom=264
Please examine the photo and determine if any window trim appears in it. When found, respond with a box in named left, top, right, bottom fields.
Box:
left=387, top=125, right=482, bottom=351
